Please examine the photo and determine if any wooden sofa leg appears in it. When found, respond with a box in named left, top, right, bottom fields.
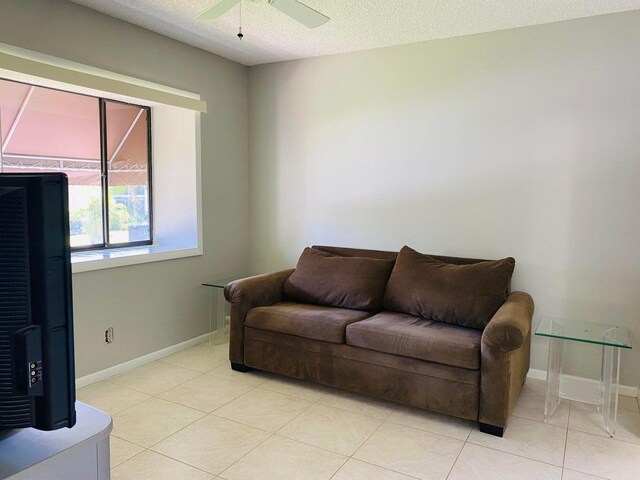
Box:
left=479, top=423, right=504, bottom=437
left=231, top=362, right=250, bottom=373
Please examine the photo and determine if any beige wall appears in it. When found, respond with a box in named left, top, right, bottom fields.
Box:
left=0, top=0, right=249, bottom=376
left=2, top=1, right=638, bottom=386
left=248, top=12, right=640, bottom=385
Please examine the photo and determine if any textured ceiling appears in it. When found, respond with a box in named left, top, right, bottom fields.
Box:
left=68, top=0, right=640, bottom=66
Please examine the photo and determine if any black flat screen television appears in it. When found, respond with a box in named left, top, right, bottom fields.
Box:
left=0, top=173, right=76, bottom=431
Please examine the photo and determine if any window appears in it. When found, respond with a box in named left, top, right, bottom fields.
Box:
left=0, top=78, right=152, bottom=250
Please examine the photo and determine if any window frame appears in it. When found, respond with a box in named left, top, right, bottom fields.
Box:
left=0, top=77, right=154, bottom=252
left=95, top=98, right=154, bottom=252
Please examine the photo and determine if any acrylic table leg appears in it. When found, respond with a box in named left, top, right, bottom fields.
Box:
left=216, top=287, right=226, bottom=343
left=545, top=338, right=563, bottom=421
left=601, top=345, right=620, bottom=437
left=208, top=288, right=214, bottom=346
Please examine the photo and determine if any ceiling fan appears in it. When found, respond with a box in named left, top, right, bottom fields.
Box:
left=196, top=0, right=330, bottom=29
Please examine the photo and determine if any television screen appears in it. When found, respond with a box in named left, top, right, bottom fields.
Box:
left=0, top=173, right=76, bottom=431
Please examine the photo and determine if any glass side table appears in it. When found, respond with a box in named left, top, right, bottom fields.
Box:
left=202, top=276, right=247, bottom=345
left=535, top=316, right=632, bottom=436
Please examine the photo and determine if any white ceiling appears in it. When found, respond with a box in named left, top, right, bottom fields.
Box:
left=68, top=0, right=640, bottom=66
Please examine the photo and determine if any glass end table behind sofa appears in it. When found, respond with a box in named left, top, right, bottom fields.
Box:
left=202, top=276, right=247, bottom=345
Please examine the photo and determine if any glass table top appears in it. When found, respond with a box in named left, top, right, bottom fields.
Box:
left=535, top=317, right=632, bottom=349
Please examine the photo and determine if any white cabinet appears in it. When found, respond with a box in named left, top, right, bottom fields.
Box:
left=0, top=402, right=112, bottom=480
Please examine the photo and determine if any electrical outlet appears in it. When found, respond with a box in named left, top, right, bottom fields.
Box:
left=105, top=327, right=114, bottom=344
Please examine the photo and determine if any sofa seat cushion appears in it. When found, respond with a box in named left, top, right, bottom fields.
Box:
left=246, top=302, right=372, bottom=344
left=346, top=311, right=482, bottom=370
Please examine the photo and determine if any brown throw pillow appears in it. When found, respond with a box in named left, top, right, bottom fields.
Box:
left=283, top=247, right=395, bottom=311
left=383, top=246, right=515, bottom=329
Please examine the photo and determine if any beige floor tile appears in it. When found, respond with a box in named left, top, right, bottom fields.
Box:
left=278, top=403, right=382, bottom=455
left=110, top=436, right=144, bottom=468
left=151, top=414, right=270, bottom=475
left=614, top=410, right=640, bottom=445
left=569, top=400, right=640, bottom=444
left=564, top=429, right=640, bottom=480
left=111, top=397, right=205, bottom=447
left=77, top=381, right=150, bottom=416
left=467, top=415, right=566, bottom=466
left=513, top=378, right=570, bottom=427
left=158, top=374, right=253, bottom=412
left=109, top=361, right=201, bottom=395
left=562, top=470, right=607, bottom=480
left=353, top=422, right=463, bottom=480
left=387, top=405, right=473, bottom=441
left=159, top=344, right=228, bottom=373
left=213, top=387, right=312, bottom=432
left=260, top=375, right=330, bottom=401
left=448, top=443, right=561, bottom=480
left=219, top=435, right=346, bottom=480
left=567, top=401, right=614, bottom=438
left=195, top=340, right=228, bottom=349
left=331, top=458, right=417, bottom=480
left=111, top=450, right=214, bottom=480
left=319, top=389, right=397, bottom=420
left=96, top=341, right=640, bottom=480
left=208, top=363, right=269, bottom=387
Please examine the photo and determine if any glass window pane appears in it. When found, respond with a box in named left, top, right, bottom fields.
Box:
left=0, top=79, right=103, bottom=247
left=68, top=183, right=104, bottom=248
left=105, top=101, right=150, bottom=244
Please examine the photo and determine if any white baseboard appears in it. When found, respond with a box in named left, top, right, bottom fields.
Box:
left=526, top=368, right=547, bottom=381
left=527, top=368, right=638, bottom=399
left=75, top=333, right=212, bottom=389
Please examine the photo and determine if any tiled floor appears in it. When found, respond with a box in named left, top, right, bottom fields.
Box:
left=77, top=341, right=640, bottom=480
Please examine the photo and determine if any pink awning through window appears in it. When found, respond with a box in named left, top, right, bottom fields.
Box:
left=0, top=79, right=148, bottom=186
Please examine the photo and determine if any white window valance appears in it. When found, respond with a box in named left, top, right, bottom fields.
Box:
left=0, top=43, right=207, bottom=113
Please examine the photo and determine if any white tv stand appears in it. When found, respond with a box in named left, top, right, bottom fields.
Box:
left=0, top=402, right=112, bottom=480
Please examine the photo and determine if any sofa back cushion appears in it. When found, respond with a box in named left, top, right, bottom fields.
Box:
left=312, top=245, right=487, bottom=266
left=311, top=245, right=398, bottom=261
left=283, top=247, right=395, bottom=311
left=383, top=246, right=515, bottom=329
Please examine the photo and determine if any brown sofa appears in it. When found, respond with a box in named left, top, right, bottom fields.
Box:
left=224, top=245, right=534, bottom=437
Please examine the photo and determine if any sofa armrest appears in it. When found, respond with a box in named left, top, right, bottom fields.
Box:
left=482, top=292, right=534, bottom=352
left=224, top=269, right=295, bottom=364
left=479, top=291, right=534, bottom=432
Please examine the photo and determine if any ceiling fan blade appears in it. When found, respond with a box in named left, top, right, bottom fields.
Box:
left=269, top=0, right=330, bottom=28
left=196, top=0, right=240, bottom=21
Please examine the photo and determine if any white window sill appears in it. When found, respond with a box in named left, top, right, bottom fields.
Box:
left=71, top=243, right=202, bottom=274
